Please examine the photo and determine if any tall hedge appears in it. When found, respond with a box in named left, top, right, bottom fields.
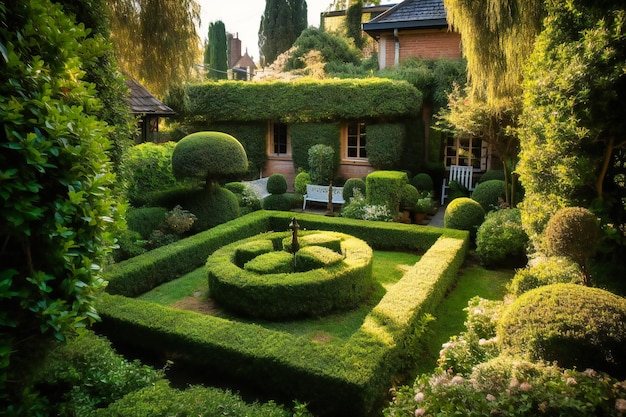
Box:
left=366, top=171, right=409, bottom=214
left=290, top=122, right=340, bottom=171
left=185, top=78, right=423, bottom=123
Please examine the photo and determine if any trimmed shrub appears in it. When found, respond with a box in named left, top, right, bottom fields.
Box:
left=471, top=179, right=507, bottom=212
left=366, top=170, right=408, bottom=214
left=126, top=207, right=168, bottom=239
left=111, top=230, right=146, bottom=263
left=267, top=173, right=288, bottom=195
left=365, top=123, right=406, bottom=170
left=475, top=208, right=528, bottom=267
left=342, top=178, right=366, bottom=202
left=290, top=123, right=341, bottom=172
left=508, top=256, right=585, bottom=296
left=478, top=169, right=505, bottom=183
left=308, top=144, right=336, bottom=185
left=223, top=182, right=246, bottom=194
left=447, top=180, right=470, bottom=202
left=544, top=207, right=599, bottom=277
left=171, top=131, right=248, bottom=187
left=411, top=173, right=434, bottom=194
left=244, top=251, right=294, bottom=274
left=123, top=142, right=177, bottom=206
left=444, top=197, right=485, bottom=239
left=498, top=284, right=626, bottom=378
left=261, top=194, right=293, bottom=211
left=186, top=186, right=239, bottom=232
left=399, top=184, right=420, bottom=210
left=294, top=171, right=312, bottom=195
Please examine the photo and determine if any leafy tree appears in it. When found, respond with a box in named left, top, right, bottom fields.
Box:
left=517, top=2, right=626, bottom=247
left=259, top=0, right=308, bottom=66
left=108, top=0, right=200, bottom=97
left=345, top=0, right=364, bottom=49
left=285, top=27, right=360, bottom=71
left=206, top=20, right=228, bottom=80
left=0, top=0, right=119, bottom=410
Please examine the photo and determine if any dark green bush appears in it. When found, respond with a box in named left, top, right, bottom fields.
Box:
left=186, top=186, right=240, bottom=232
left=285, top=27, right=360, bottom=71
left=475, top=208, right=528, bottom=267
left=444, top=197, right=485, bottom=239
left=478, top=169, right=505, bottom=183
left=448, top=180, right=470, bottom=202
left=399, top=184, right=420, bottom=210
left=365, top=123, right=406, bottom=170
left=126, top=207, right=168, bottom=239
left=123, top=142, right=178, bottom=206
left=308, top=144, right=336, bottom=185
left=498, top=283, right=626, bottom=378
left=471, top=179, right=507, bottom=212
left=411, top=173, right=434, bottom=193
left=261, top=194, right=293, bottom=211
left=223, top=181, right=246, bottom=194
left=544, top=207, right=599, bottom=277
left=294, top=171, right=312, bottom=195
left=508, top=256, right=585, bottom=296
left=366, top=170, right=408, bottom=214
left=342, top=178, right=366, bottom=202
left=267, top=173, right=288, bottom=194
left=111, top=230, right=146, bottom=263
left=290, top=123, right=341, bottom=172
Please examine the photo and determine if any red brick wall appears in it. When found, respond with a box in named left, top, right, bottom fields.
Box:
left=380, top=29, right=461, bottom=68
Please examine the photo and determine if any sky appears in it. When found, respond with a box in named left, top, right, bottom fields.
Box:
left=197, top=0, right=396, bottom=64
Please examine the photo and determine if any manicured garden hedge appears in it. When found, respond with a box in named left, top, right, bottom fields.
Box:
left=98, top=211, right=468, bottom=416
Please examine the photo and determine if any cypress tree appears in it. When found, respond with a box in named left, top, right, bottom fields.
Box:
left=259, top=0, right=308, bottom=66
left=207, top=20, right=228, bottom=80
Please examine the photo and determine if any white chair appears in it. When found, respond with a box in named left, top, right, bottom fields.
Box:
left=441, top=165, right=474, bottom=205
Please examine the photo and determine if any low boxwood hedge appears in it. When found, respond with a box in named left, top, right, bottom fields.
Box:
left=98, top=211, right=468, bottom=416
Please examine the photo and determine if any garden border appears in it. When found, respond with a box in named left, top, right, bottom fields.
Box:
left=97, top=211, right=469, bottom=416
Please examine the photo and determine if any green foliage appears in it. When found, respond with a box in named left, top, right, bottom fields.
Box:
left=341, top=189, right=393, bottom=222
left=475, top=209, right=528, bottom=267
left=122, top=142, right=178, bottom=206
left=259, top=0, right=307, bottom=65
left=262, top=194, right=294, bottom=211
left=206, top=20, right=227, bottom=80
left=185, top=78, right=422, bottom=123
left=479, top=169, right=505, bottom=183
left=0, top=0, right=119, bottom=406
left=342, top=178, right=366, bottom=202
left=290, top=122, right=340, bottom=171
left=411, top=173, right=434, bottom=193
left=203, top=122, right=267, bottom=176
left=294, top=171, right=312, bottom=195
left=399, top=184, right=420, bottom=210
left=171, top=131, right=248, bottom=186
left=498, top=284, right=626, bottom=378
left=471, top=179, right=507, bottom=212
left=308, top=144, right=336, bottom=185
left=447, top=180, right=470, bottom=202
left=285, top=27, right=360, bottom=71
left=345, top=1, right=365, bottom=49
left=366, top=170, right=408, bottom=214
left=34, top=330, right=160, bottom=415
left=126, top=207, right=168, bottom=239
left=111, top=230, right=146, bottom=263
left=267, top=173, right=288, bottom=194
left=186, top=186, right=239, bottom=232
left=443, top=197, right=485, bottom=238
left=543, top=207, right=599, bottom=274
left=508, top=256, right=584, bottom=297
left=365, top=123, right=406, bottom=170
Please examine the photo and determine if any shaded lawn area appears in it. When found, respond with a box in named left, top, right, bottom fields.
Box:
left=138, top=250, right=421, bottom=343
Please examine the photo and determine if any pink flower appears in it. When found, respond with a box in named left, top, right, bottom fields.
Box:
left=415, top=409, right=426, bottom=416
left=566, top=377, right=577, bottom=386
left=615, top=399, right=626, bottom=412
left=451, top=376, right=464, bottom=385
left=519, top=382, right=532, bottom=391
left=486, top=394, right=496, bottom=402
left=414, top=392, right=425, bottom=402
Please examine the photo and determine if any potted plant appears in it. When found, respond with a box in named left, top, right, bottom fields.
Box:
left=414, top=194, right=434, bottom=225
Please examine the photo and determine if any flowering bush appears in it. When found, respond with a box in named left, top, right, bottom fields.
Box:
left=341, top=189, right=393, bottom=222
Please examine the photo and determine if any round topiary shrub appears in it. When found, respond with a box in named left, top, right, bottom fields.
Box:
left=475, top=208, right=528, bottom=267
left=444, top=197, right=485, bottom=238
left=498, top=283, right=626, bottom=378
left=171, top=131, right=248, bottom=187
left=399, top=184, right=419, bottom=210
left=207, top=231, right=374, bottom=319
left=185, top=186, right=239, bottom=232
left=266, top=173, right=288, bottom=195
left=478, top=169, right=505, bottom=183
left=471, top=179, right=507, bottom=212
left=544, top=207, right=599, bottom=281
left=411, top=173, right=434, bottom=194
left=294, top=171, right=311, bottom=195
left=342, top=177, right=366, bottom=202
left=261, top=194, right=294, bottom=211
left=447, top=180, right=470, bottom=202
left=508, top=256, right=585, bottom=297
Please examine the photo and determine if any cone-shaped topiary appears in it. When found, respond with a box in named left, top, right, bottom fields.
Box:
left=267, top=173, right=288, bottom=195
left=471, top=179, right=507, bottom=212
left=171, top=131, right=248, bottom=188
left=444, top=197, right=485, bottom=238
left=411, top=173, right=434, bottom=193
left=544, top=207, right=599, bottom=284
left=342, top=178, right=366, bottom=202
left=498, top=283, right=626, bottom=379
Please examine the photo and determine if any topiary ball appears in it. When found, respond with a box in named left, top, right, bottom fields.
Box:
left=399, top=184, right=420, bottom=210
left=498, top=283, right=626, bottom=378
left=544, top=207, right=599, bottom=271
left=185, top=186, right=239, bottom=232
left=171, top=131, right=248, bottom=184
left=478, top=169, right=505, bottom=183
left=447, top=180, right=470, bottom=202
left=261, top=194, right=293, bottom=211
left=444, top=197, right=485, bottom=238
left=411, top=173, right=434, bottom=193
left=508, top=256, right=585, bottom=297
left=294, top=171, right=311, bottom=195
left=475, top=208, right=528, bottom=268
left=471, top=179, right=507, bottom=212
left=342, top=177, right=366, bottom=202
left=266, top=173, right=288, bottom=195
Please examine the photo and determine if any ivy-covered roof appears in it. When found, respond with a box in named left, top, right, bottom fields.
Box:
left=185, top=78, right=423, bottom=123
left=363, top=0, right=448, bottom=33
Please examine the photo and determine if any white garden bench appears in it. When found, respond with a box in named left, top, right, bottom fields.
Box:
left=302, top=184, right=345, bottom=210
left=441, top=165, right=475, bottom=205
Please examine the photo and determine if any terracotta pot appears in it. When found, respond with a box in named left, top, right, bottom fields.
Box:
left=414, top=212, right=427, bottom=225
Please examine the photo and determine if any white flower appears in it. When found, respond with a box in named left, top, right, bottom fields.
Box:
left=415, top=408, right=426, bottom=416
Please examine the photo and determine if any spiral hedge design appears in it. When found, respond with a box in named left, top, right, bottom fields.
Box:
left=207, top=231, right=373, bottom=319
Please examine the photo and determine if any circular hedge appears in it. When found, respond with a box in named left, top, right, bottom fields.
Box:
left=207, top=231, right=373, bottom=319
left=471, top=179, right=507, bottom=212
left=342, top=177, right=366, bottom=202
left=498, top=283, right=626, bottom=378
left=444, top=197, right=485, bottom=238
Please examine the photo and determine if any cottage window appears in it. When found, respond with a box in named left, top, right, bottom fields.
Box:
left=268, top=122, right=290, bottom=157
left=346, top=122, right=367, bottom=160
left=444, top=136, right=488, bottom=171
